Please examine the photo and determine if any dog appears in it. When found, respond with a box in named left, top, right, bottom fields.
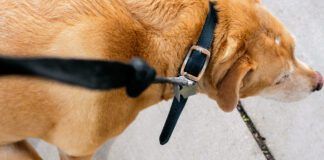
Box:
left=0, top=0, right=322, bottom=159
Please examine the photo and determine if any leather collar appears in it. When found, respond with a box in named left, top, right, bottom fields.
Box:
left=159, top=2, right=218, bottom=145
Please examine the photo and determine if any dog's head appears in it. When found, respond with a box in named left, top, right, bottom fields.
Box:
left=202, top=0, right=323, bottom=112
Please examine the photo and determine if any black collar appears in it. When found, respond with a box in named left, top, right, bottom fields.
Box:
left=160, top=2, right=218, bottom=145
left=180, top=2, right=218, bottom=81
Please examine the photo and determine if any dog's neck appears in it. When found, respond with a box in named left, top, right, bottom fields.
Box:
left=122, top=1, right=226, bottom=100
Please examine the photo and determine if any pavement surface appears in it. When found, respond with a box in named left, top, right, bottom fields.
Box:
left=31, top=0, right=324, bottom=159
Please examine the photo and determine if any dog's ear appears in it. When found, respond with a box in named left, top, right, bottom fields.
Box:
left=215, top=55, right=256, bottom=112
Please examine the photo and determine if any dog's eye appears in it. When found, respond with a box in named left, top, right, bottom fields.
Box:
left=275, top=74, right=290, bottom=85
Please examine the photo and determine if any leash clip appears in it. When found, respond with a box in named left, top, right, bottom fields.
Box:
left=174, top=76, right=197, bottom=101
left=180, top=45, right=211, bottom=81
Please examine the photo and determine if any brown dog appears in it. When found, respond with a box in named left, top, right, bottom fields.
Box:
left=0, top=0, right=322, bottom=159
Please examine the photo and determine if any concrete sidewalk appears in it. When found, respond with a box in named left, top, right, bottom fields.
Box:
left=32, top=0, right=324, bottom=159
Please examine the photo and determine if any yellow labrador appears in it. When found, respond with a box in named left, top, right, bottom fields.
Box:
left=0, top=0, right=322, bottom=159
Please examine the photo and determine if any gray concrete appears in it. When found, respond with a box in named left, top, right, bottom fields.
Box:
left=32, top=0, right=324, bottom=159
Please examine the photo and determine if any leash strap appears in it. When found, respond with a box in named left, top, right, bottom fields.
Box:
left=159, top=3, right=218, bottom=145
left=0, top=57, right=156, bottom=97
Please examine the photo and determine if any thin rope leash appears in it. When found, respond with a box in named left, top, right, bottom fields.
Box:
left=237, top=101, right=275, bottom=160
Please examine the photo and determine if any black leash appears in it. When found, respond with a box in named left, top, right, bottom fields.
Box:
left=0, top=57, right=193, bottom=97
left=159, top=2, right=218, bottom=145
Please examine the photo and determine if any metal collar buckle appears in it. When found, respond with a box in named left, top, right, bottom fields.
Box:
left=180, top=45, right=211, bottom=82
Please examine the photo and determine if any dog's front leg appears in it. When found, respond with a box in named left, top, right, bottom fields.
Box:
left=0, top=140, right=41, bottom=160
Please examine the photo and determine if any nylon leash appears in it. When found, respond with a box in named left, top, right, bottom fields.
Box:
left=0, top=56, right=195, bottom=97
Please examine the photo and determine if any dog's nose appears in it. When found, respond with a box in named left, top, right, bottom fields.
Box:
left=313, top=71, right=323, bottom=92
